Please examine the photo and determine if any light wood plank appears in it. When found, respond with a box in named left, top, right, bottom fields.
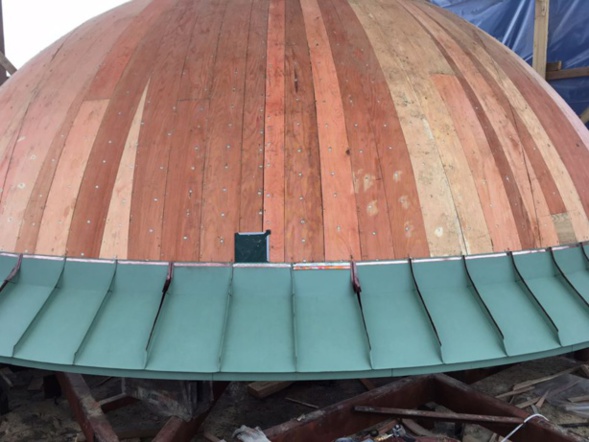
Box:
left=414, top=1, right=589, bottom=243
left=319, top=0, right=395, bottom=260
left=406, top=1, right=559, bottom=249
left=351, top=0, right=469, bottom=256
left=36, top=100, right=109, bottom=255
left=263, top=0, right=286, bottom=262
left=300, top=0, right=361, bottom=261
left=432, top=74, right=521, bottom=252
left=0, top=4, right=135, bottom=254
left=532, top=0, right=550, bottom=78
left=100, top=84, right=148, bottom=259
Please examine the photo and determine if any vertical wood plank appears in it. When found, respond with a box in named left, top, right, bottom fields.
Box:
left=319, top=0, right=395, bottom=260
left=127, top=0, right=200, bottom=260
left=178, top=0, right=227, bottom=100
left=330, top=0, right=429, bottom=259
left=159, top=100, right=209, bottom=262
left=66, top=3, right=176, bottom=258
left=263, top=0, right=286, bottom=262
left=300, top=0, right=361, bottom=261
left=283, top=0, right=324, bottom=262
left=36, top=100, right=109, bottom=255
left=533, top=0, right=550, bottom=79
left=239, top=0, right=270, bottom=234
left=432, top=74, right=521, bottom=252
left=0, top=3, right=138, bottom=253
left=100, top=84, right=149, bottom=260
left=199, top=0, right=254, bottom=262
left=415, top=1, right=589, bottom=244
left=402, top=0, right=559, bottom=249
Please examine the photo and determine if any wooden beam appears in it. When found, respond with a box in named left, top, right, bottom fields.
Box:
left=546, top=66, right=589, bottom=81
left=0, top=51, right=16, bottom=76
left=533, top=0, right=550, bottom=78
left=581, top=106, right=589, bottom=125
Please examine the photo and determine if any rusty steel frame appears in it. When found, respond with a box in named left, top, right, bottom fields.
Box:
left=56, top=372, right=227, bottom=442
left=263, top=374, right=584, bottom=442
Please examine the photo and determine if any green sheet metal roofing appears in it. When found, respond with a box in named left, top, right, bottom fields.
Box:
left=0, top=245, right=588, bottom=380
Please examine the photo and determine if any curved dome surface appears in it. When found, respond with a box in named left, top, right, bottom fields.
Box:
left=0, top=0, right=588, bottom=263
left=1, top=0, right=589, bottom=382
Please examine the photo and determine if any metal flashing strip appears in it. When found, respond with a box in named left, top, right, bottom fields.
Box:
left=0, top=245, right=587, bottom=380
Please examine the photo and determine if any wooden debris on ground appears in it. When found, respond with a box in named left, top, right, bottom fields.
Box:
left=247, top=381, right=294, bottom=399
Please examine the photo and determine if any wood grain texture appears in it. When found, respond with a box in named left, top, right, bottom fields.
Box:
left=263, top=0, right=287, bottom=262
left=283, top=0, right=324, bottom=262
left=198, top=0, right=254, bottom=261
left=0, top=0, right=587, bottom=262
left=36, top=100, right=109, bottom=256
left=100, top=83, right=149, bottom=260
left=300, top=0, right=361, bottom=261
left=127, top=0, right=199, bottom=260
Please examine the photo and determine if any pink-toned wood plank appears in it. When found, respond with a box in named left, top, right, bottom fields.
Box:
left=198, top=0, right=254, bottom=262
left=404, top=1, right=560, bottom=249
left=329, top=0, right=429, bottom=259
left=283, top=0, right=324, bottom=263
left=35, top=100, right=109, bottom=255
left=414, top=1, right=589, bottom=244
left=100, top=84, right=149, bottom=260
left=66, top=4, right=177, bottom=258
left=86, top=0, right=165, bottom=100
left=0, top=3, right=136, bottom=254
left=178, top=0, right=227, bottom=100
left=263, top=0, right=286, bottom=262
left=300, top=0, right=361, bottom=261
left=432, top=74, right=521, bottom=252
left=350, top=0, right=466, bottom=256
left=319, top=0, right=396, bottom=260
left=159, top=100, right=209, bottom=262
left=127, top=0, right=200, bottom=261
left=239, top=0, right=270, bottom=235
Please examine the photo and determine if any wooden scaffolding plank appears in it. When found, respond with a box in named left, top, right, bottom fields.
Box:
left=532, top=0, right=550, bottom=78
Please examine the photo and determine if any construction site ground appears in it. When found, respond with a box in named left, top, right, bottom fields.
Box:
left=1, top=356, right=588, bottom=441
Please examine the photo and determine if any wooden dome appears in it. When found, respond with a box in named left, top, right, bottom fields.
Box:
left=0, top=0, right=588, bottom=263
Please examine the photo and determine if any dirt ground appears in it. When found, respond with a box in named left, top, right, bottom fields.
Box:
left=1, top=356, right=588, bottom=441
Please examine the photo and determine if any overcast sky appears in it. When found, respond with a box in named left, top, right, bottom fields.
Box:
left=4, top=0, right=129, bottom=68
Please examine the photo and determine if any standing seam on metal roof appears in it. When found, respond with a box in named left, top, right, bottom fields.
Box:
left=0, top=244, right=588, bottom=380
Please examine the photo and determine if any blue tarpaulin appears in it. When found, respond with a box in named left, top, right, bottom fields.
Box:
left=432, top=0, right=589, bottom=127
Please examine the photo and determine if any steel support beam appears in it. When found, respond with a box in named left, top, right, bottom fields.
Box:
left=56, top=372, right=118, bottom=442
left=264, top=374, right=584, bottom=442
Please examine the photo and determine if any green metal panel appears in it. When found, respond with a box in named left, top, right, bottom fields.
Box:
left=14, top=260, right=116, bottom=365
left=293, top=268, right=371, bottom=373
left=466, top=255, right=559, bottom=355
left=411, top=259, right=505, bottom=364
left=221, top=266, right=295, bottom=373
left=358, top=263, right=441, bottom=369
left=0, top=246, right=587, bottom=380
left=74, top=262, right=167, bottom=370
left=552, top=246, right=589, bottom=305
left=0, top=257, right=64, bottom=357
left=513, top=251, right=589, bottom=346
left=0, top=254, right=18, bottom=280
left=146, top=265, right=232, bottom=373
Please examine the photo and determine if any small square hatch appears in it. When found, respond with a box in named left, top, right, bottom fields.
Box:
left=234, top=230, right=271, bottom=263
